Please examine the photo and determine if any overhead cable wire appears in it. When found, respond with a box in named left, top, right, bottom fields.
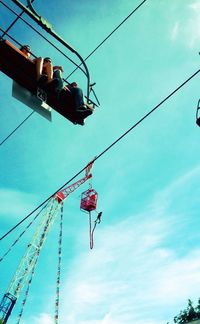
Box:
left=0, top=0, right=148, bottom=146
left=0, top=26, right=37, bottom=57
left=1, top=0, right=148, bottom=80
left=0, top=111, right=35, bottom=147
left=0, top=202, right=48, bottom=263
left=1, top=67, right=200, bottom=242
left=0, top=1, right=86, bottom=74
left=11, top=0, right=91, bottom=100
left=66, top=0, right=148, bottom=79
left=1, top=0, right=35, bottom=38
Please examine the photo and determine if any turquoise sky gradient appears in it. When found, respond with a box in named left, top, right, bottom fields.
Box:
left=1, top=0, right=200, bottom=323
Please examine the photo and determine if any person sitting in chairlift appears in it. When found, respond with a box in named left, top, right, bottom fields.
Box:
left=39, top=57, right=94, bottom=121
left=20, top=45, right=43, bottom=82
left=20, top=46, right=61, bottom=88
left=20, top=45, right=93, bottom=124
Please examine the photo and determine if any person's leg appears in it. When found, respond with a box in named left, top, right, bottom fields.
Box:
left=45, top=61, right=53, bottom=82
left=53, top=69, right=64, bottom=92
left=34, top=57, right=43, bottom=80
left=69, top=87, right=93, bottom=112
left=70, top=87, right=85, bottom=109
left=37, top=63, right=56, bottom=89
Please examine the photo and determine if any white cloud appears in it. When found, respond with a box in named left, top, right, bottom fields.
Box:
left=190, top=1, right=200, bottom=12
left=10, top=313, right=54, bottom=324
left=0, top=188, right=38, bottom=220
left=152, top=250, right=200, bottom=304
left=29, top=313, right=54, bottom=324
left=15, top=166, right=200, bottom=324
left=58, top=218, right=171, bottom=323
left=57, top=166, right=200, bottom=324
left=170, top=1, right=200, bottom=48
left=171, top=21, right=180, bottom=41
left=151, top=164, right=200, bottom=214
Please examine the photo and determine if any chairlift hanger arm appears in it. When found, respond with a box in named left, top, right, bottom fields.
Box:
left=27, top=0, right=38, bottom=17
left=0, top=2, right=87, bottom=75
left=11, top=0, right=90, bottom=99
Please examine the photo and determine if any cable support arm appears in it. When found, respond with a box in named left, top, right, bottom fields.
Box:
left=27, top=0, right=38, bottom=17
left=11, top=0, right=91, bottom=99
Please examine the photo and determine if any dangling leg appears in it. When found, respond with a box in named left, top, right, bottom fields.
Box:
left=70, top=87, right=85, bottom=109
left=66, top=87, right=92, bottom=125
left=70, top=87, right=94, bottom=112
left=53, top=69, right=64, bottom=93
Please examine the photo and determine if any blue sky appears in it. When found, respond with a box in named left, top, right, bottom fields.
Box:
left=1, top=0, right=200, bottom=323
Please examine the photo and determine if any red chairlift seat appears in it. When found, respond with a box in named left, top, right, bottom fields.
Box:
left=0, top=38, right=92, bottom=124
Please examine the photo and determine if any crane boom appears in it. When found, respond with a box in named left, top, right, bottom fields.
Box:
left=0, top=161, right=94, bottom=323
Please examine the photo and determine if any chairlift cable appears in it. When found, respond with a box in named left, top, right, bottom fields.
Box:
left=11, top=0, right=91, bottom=99
left=0, top=111, right=35, bottom=147
left=0, top=0, right=148, bottom=146
left=66, top=0, right=148, bottom=79
left=1, top=67, right=199, bottom=242
left=0, top=1, right=87, bottom=75
left=0, top=26, right=37, bottom=57
left=0, top=0, right=148, bottom=141
left=1, top=0, right=36, bottom=38
left=0, top=26, right=86, bottom=147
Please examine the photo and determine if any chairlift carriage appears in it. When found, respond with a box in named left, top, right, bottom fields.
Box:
left=196, top=99, right=200, bottom=127
left=0, top=0, right=99, bottom=125
left=0, top=38, right=93, bottom=124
